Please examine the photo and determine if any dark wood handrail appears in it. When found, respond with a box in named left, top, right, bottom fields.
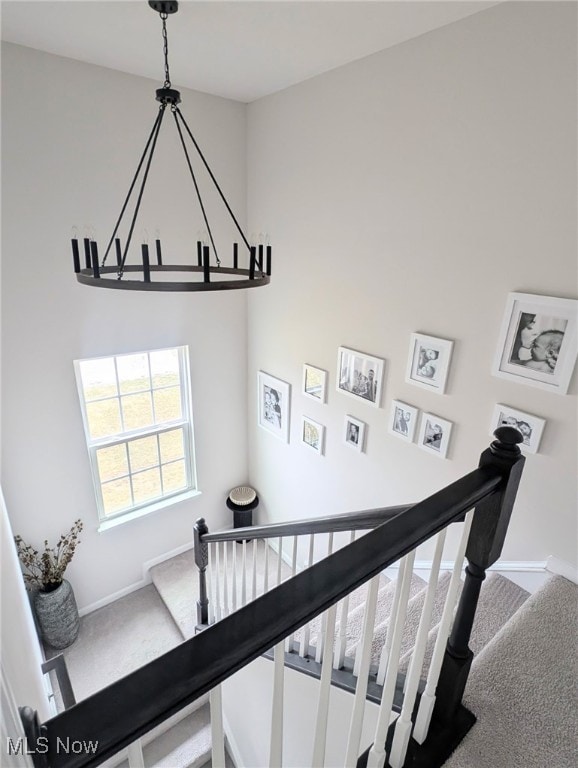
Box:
left=33, top=465, right=503, bottom=768
left=202, top=504, right=412, bottom=543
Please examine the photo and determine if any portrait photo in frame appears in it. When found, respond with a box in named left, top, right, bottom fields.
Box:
left=344, top=415, right=366, bottom=452
left=389, top=400, right=419, bottom=442
left=303, top=364, right=328, bottom=403
left=406, top=333, right=454, bottom=394
left=491, top=404, right=545, bottom=455
left=301, top=416, right=325, bottom=455
left=257, top=371, right=290, bottom=443
left=418, top=413, right=453, bottom=459
left=492, top=293, right=577, bottom=394
left=337, top=347, right=384, bottom=407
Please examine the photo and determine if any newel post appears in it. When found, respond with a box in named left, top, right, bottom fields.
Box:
left=193, top=517, right=210, bottom=628
left=433, top=426, right=525, bottom=724
left=19, top=707, right=49, bottom=768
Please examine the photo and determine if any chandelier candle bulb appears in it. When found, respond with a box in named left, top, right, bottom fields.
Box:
left=90, top=241, right=100, bottom=278
left=250, top=246, right=256, bottom=280
left=197, top=240, right=203, bottom=267
left=266, top=246, right=272, bottom=276
left=233, top=242, right=238, bottom=269
left=155, top=238, right=163, bottom=266
left=71, top=238, right=81, bottom=274
left=141, top=243, right=151, bottom=282
left=258, top=243, right=264, bottom=271
left=203, top=245, right=210, bottom=282
left=115, top=238, right=122, bottom=268
left=83, top=238, right=91, bottom=269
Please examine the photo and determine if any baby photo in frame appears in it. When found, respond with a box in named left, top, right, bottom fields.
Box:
left=406, top=333, right=454, bottom=394
left=257, top=371, right=290, bottom=443
left=492, top=292, right=577, bottom=394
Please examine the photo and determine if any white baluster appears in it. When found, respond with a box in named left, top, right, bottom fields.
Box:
left=315, top=534, right=334, bottom=664
left=210, top=685, right=226, bottom=768
left=413, top=511, right=474, bottom=744
left=214, top=540, right=222, bottom=622
left=286, top=536, right=299, bottom=652
left=251, top=539, right=258, bottom=601
left=264, top=540, right=270, bottom=593
left=277, top=536, right=283, bottom=586
left=334, top=531, right=356, bottom=670
left=232, top=540, right=238, bottom=612
left=222, top=541, right=229, bottom=617
left=366, top=551, right=416, bottom=768
left=375, top=558, right=405, bottom=685
left=269, top=641, right=285, bottom=768
left=126, top=739, right=144, bottom=768
left=311, top=602, right=338, bottom=767
left=241, top=539, right=247, bottom=607
left=389, top=531, right=447, bottom=768
left=344, top=574, right=380, bottom=768
left=299, top=534, right=316, bottom=658
left=207, top=542, right=215, bottom=624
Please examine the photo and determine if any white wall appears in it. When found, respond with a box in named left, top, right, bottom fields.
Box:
left=223, top=655, right=380, bottom=768
left=1, top=43, right=249, bottom=609
left=246, top=3, right=577, bottom=567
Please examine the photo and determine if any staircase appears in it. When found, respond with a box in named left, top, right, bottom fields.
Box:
left=25, top=428, right=575, bottom=768
left=145, top=546, right=531, bottom=767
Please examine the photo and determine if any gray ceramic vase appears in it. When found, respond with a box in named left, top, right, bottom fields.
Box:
left=34, top=579, right=80, bottom=649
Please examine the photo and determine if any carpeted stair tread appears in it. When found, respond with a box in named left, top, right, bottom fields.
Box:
left=345, top=572, right=429, bottom=663
left=445, top=575, right=577, bottom=768
left=141, top=705, right=211, bottom=768
left=297, top=572, right=391, bottom=651
left=150, top=541, right=292, bottom=640
left=398, top=572, right=528, bottom=677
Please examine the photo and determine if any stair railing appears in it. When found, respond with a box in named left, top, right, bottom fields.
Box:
left=19, top=427, right=524, bottom=768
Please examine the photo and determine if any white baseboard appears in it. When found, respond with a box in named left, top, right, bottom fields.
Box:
left=79, top=542, right=194, bottom=616
left=546, top=556, right=578, bottom=585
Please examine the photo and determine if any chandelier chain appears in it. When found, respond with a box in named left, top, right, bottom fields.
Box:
left=161, top=13, right=171, bottom=89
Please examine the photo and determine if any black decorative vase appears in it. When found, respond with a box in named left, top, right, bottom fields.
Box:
left=34, top=579, right=80, bottom=649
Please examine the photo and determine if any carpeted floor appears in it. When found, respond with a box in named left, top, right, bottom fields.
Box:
left=46, top=584, right=182, bottom=702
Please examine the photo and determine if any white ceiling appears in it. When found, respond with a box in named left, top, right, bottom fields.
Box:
left=1, top=1, right=499, bottom=103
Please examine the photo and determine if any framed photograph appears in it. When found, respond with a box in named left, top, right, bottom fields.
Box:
left=257, top=371, right=290, bottom=443
left=406, top=333, right=454, bottom=394
left=336, top=347, right=385, bottom=407
left=344, top=415, right=366, bottom=452
left=301, top=416, right=325, bottom=455
left=491, top=404, right=546, bottom=455
left=303, top=364, right=328, bottom=403
left=389, top=400, right=419, bottom=442
left=492, top=293, right=578, bottom=394
left=418, top=413, right=453, bottom=459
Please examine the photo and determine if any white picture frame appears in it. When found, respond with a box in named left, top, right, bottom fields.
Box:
left=303, top=364, right=328, bottom=403
left=257, top=371, right=291, bottom=443
left=418, top=413, right=453, bottom=459
left=406, top=333, right=454, bottom=394
left=389, top=400, right=419, bottom=442
left=337, top=347, right=385, bottom=408
left=344, top=415, right=366, bottom=452
left=301, top=416, right=325, bottom=455
left=491, top=404, right=546, bottom=455
left=491, top=292, right=578, bottom=395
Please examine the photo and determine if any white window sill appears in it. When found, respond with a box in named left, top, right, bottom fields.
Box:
left=97, top=489, right=202, bottom=533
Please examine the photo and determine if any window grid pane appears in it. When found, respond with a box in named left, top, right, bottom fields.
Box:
left=78, top=347, right=195, bottom=523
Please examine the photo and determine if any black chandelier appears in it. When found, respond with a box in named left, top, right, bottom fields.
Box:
left=71, top=0, right=271, bottom=292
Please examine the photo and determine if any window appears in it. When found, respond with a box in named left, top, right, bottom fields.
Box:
left=74, top=347, right=197, bottom=529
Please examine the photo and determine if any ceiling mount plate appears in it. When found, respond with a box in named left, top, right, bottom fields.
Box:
left=148, top=1, right=178, bottom=14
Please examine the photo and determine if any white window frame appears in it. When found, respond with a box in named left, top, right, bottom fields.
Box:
left=74, top=346, right=198, bottom=531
